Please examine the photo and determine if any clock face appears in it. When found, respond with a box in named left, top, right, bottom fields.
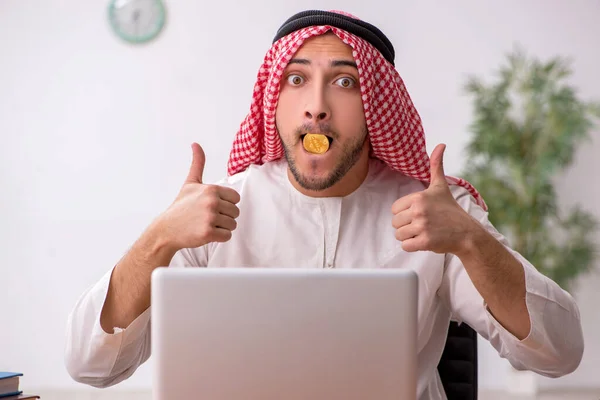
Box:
left=108, top=0, right=166, bottom=44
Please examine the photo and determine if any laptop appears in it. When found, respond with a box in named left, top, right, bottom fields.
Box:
left=151, top=267, right=418, bottom=400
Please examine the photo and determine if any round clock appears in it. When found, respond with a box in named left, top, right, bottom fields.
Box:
left=108, top=0, right=166, bottom=44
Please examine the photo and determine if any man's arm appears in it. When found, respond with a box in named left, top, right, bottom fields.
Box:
left=100, top=143, right=239, bottom=333
left=99, top=220, right=178, bottom=334
left=391, top=143, right=531, bottom=338
left=436, top=187, right=584, bottom=377
left=64, top=143, right=241, bottom=387
left=452, top=219, right=531, bottom=340
left=392, top=144, right=584, bottom=376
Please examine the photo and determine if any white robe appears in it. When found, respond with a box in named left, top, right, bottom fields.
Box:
left=63, top=157, right=584, bottom=400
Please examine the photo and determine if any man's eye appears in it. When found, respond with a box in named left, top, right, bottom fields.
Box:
left=287, top=75, right=304, bottom=85
left=336, top=77, right=355, bottom=88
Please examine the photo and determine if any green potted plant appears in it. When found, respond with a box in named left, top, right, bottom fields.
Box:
left=460, top=46, right=600, bottom=395
left=462, top=46, right=600, bottom=294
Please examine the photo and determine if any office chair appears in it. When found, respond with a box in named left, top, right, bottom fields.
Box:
left=437, top=321, right=478, bottom=400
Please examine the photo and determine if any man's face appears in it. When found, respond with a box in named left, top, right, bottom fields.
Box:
left=275, top=32, right=369, bottom=193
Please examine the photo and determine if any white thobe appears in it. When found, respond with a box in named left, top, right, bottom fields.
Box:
left=64, top=158, right=584, bottom=399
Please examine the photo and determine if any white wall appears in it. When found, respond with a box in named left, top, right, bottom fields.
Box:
left=1, top=0, right=599, bottom=393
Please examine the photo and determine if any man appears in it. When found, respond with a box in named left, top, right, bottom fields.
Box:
left=64, top=9, right=584, bottom=399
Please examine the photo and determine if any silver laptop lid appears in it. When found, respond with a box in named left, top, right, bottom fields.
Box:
left=151, top=267, right=418, bottom=400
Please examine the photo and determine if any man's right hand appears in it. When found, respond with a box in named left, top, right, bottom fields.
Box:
left=99, top=143, right=241, bottom=334
left=158, top=142, right=241, bottom=253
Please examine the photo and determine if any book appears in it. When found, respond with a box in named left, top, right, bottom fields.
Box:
left=0, top=372, right=23, bottom=398
left=0, top=395, right=39, bottom=400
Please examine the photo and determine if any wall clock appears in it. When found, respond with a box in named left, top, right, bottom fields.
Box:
left=108, top=0, right=166, bottom=44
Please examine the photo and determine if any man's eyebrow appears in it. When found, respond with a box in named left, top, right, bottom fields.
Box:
left=288, top=58, right=310, bottom=65
left=331, top=60, right=358, bottom=69
left=287, top=58, right=358, bottom=69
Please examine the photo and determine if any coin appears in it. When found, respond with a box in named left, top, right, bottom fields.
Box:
left=303, top=133, right=330, bottom=154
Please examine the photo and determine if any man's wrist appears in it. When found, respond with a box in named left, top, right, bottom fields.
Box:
left=454, top=216, right=487, bottom=260
left=142, top=217, right=179, bottom=264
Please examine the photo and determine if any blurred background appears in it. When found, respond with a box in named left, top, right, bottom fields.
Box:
left=1, top=0, right=599, bottom=399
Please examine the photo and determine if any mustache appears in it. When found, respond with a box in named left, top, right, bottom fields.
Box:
left=294, top=123, right=339, bottom=140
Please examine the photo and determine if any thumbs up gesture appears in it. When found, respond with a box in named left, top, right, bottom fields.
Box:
left=391, top=144, right=477, bottom=255
left=159, top=143, right=241, bottom=252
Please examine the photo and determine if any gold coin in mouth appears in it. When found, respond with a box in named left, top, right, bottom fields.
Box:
left=302, top=133, right=330, bottom=154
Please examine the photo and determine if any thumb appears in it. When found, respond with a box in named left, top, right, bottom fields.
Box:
left=185, top=142, right=205, bottom=184
left=429, top=143, right=448, bottom=189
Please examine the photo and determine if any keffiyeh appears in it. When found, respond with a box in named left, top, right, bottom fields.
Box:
left=226, top=10, right=487, bottom=210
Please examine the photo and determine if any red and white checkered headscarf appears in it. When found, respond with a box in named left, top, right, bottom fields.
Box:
left=226, top=11, right=487, bottom=210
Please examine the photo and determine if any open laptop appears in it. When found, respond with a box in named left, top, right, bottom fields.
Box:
left=151, top=267, right=418, bottom=400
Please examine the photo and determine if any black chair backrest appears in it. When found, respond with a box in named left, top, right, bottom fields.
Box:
left=436, top=321, right=478, bottom=400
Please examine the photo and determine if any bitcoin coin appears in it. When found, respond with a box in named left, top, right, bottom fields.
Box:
left=303, top=133, right=330, bottom=154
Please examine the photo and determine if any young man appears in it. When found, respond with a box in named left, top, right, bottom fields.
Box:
left=64, top=10, right=584, bottom=399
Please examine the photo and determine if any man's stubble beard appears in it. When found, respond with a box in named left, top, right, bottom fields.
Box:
left=279, top=125, right=369, bottom=192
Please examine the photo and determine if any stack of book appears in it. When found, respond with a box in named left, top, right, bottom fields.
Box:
left=0, top=372, right=40, bottom=399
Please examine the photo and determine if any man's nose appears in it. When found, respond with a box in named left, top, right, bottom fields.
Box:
left=304, top=89, right=331, bottom=122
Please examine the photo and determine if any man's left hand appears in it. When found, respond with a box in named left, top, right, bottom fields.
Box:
left=391, top=143, right=479, bottom=255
